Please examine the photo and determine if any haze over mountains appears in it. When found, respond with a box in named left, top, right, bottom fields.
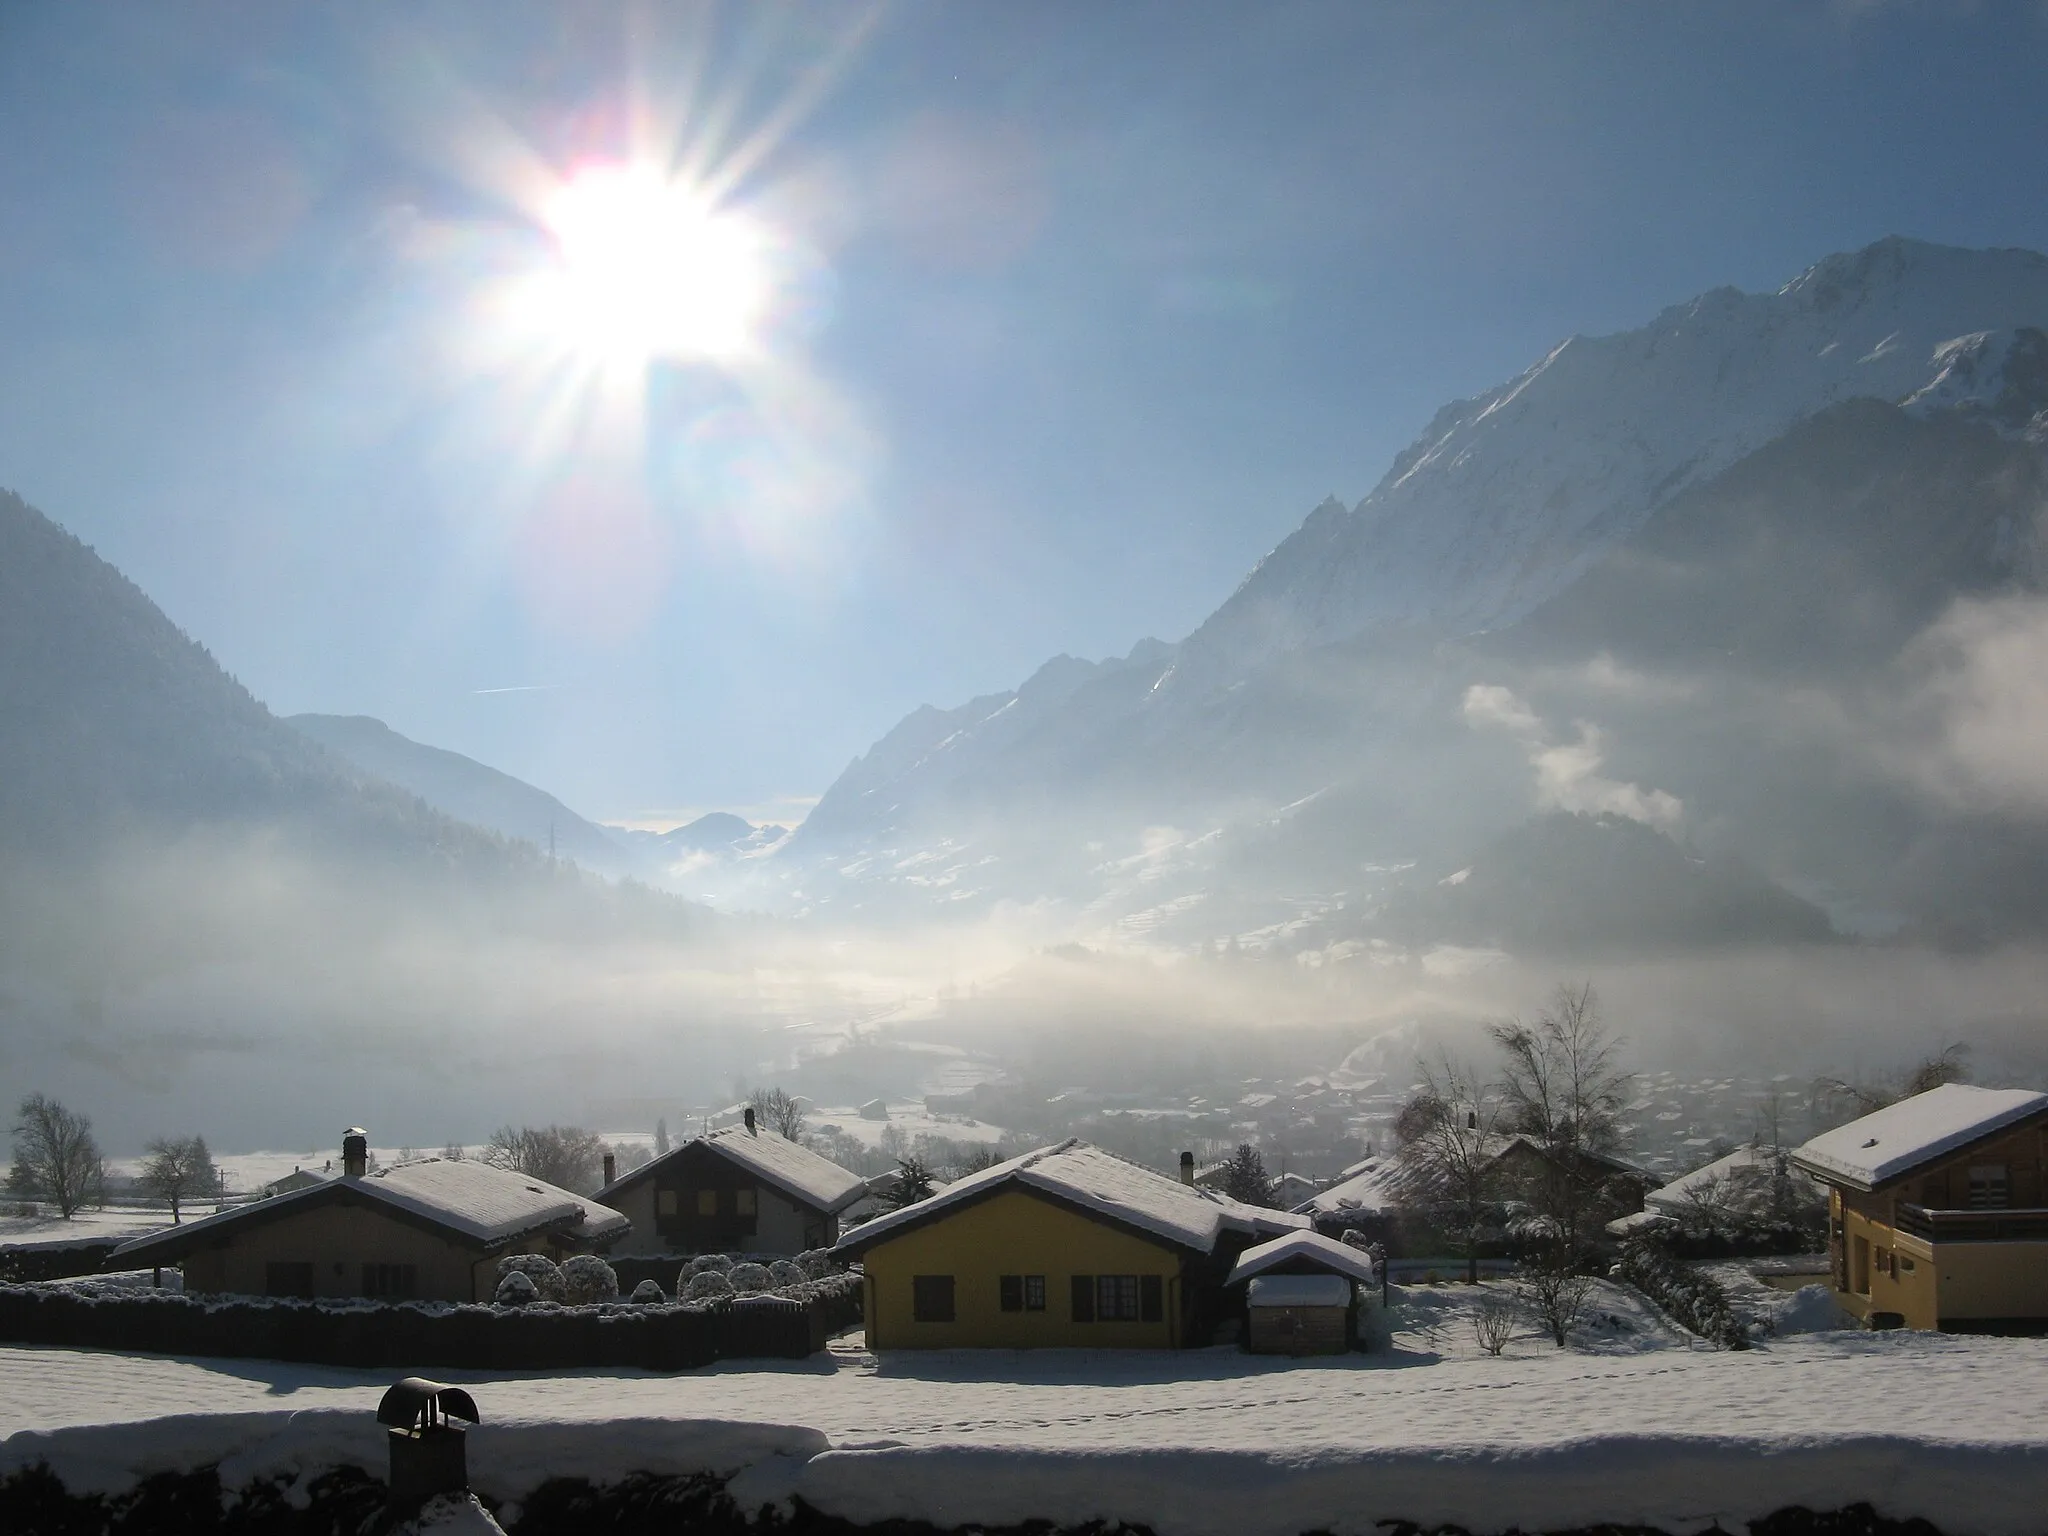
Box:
left=729, top=238, right=2048, bottom=954
left=9, top=236, right=2048, bottom=1146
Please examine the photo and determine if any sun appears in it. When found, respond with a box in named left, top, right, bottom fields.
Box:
left=529, top=164, right=772, bottom=365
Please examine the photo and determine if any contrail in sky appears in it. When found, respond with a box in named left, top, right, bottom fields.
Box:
left=470, top=684, right=564, bottom=695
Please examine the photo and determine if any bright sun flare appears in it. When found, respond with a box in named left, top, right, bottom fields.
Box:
left=532, top=164, right=771, bottom=365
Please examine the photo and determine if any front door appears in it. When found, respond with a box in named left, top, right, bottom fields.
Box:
left=1850, top=1234, right=1871, bottom=1294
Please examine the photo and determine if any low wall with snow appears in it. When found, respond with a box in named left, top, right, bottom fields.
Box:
left=3, top=1408, right=2041, bottom=1536
left=0, top=1277, right=860, bottom=1371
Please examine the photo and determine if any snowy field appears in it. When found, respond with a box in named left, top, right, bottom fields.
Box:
left=5, top=1280, right=2048, bottom=1534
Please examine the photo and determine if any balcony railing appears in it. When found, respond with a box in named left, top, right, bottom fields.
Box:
left=1894, top=1204, right=2048, bottom=1243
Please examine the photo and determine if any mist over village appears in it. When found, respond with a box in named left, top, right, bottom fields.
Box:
left=7, top=6, right=2048, bottom=1536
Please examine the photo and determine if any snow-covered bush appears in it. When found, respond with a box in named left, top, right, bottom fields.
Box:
left=1616, top=1237, right=1748, bottom=1350
left=798, top=1248, right=837, bottom=1280
left=494, top=1270, right=539, bottom=1307
left=496, top=1253, right=564, bottom=1302
left=629, top=1278, right=666, bottom=1304
left=685, top=1253, right=733, bottom=1277
left=557, top=1254, right=618, bottom=1305
left=729, top=1262, right=772, bottom=1293
left=681, top=1270, right=734, bottom=1302
left=767, top=1260, right=805, bottom=1289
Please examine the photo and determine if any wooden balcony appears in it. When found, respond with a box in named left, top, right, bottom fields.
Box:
left=1894, top=1204, right=2048, bottom=1243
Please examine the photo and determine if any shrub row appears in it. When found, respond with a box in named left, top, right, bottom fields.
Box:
left=0, top=1272, right=862, bottom=1372
left=1616, top=1236, right=1750, bottom=1350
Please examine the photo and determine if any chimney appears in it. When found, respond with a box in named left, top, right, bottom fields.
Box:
left=744, top=1106, right=757, bottom=1136
left=342, top=1127, right=368, bottom=1179
left=1179, top=1151, right=1195, bottom=1186
left=601, top=1152, right=617, bottom=1187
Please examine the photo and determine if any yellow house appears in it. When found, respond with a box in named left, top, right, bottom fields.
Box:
left=833, top=1139, right=1306, bottom=1349
left=1791, top=1084, right=2048, bottom=1331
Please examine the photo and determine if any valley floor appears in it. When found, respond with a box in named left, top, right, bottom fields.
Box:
left=5, top=1280, right=2048, bottom=1534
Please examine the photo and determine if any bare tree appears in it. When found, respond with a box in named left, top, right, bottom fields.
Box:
left=8, top=1094, right=105, bottom=1218
left=1514, top=1243, right=1596, bottom=1347
left=1490, top=982, right=1633, bottom=1250
left=1813, top=1042, right=1969, bottom=1124
left=1471, top=1289, right=1517, bottom=1356
left=484, top=1125, right=607, bottom=1192
left=137, top=1135, right=217, bottom=1224
left=1396, top=1053, right=1504, bottom=1285
left=748, top=1087, right=808, bottom=1142
left=1668, top=1169, right=1739, bottom=1238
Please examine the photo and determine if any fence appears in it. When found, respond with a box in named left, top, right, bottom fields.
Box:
left=0, top=1274, right=862, bottom=1372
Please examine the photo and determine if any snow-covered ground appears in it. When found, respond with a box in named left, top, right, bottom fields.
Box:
left=4, top=1277, right=2045, bottom=1535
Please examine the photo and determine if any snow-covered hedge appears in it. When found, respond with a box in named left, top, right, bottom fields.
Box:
left=557, top=1255, right=619, bottom=1306
left=496, top=1253, right=565, bottom=1303
left=1616, top=1237, right=1750, bottom=1350
left=682, top=1270, right=735, bottom=1302
left=0, top=1271, right=862, bottom=1371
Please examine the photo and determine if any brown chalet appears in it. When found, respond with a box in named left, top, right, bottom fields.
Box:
left=597, top=1115, right=865, bottom=1257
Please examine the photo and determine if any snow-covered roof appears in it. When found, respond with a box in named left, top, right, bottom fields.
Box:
left=1296, top=1155, right=1415, bottom=1216
left=599, top=1127, right=866, bottom=1215
left=1226, top=1230, right=1379, bottom=1289
left=113, top=1158, right=627, bottom=1264
left=834, top=1140, right=1307, bottom=1258
left=1605, top=1208, right=1678, bottom=1238
left=1644, top=1143, right=1820, bottom=1214
left=1791, top=1084, right=2048, bottom=1191
left=1247, top=1274, right=1353, bottom=1308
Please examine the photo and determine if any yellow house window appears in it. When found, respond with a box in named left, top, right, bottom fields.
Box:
left=1072, top=1274, right=1163, bottom=1322
left=657, top=1189, right=678, bottom=1217
left=913, top=1275, right=955, bottom=1322
left=696, top=1189, right=718, bottom=1217
left=999, top=1274, right=1047, bottom=1312
left=736, top=1187, right=758, bottom=1217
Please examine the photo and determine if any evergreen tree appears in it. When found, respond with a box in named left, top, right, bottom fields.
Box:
left=1219, top=1142, right=1275, bottom=1206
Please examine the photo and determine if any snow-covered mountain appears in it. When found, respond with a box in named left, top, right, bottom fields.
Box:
left=1171, top=239, right=2048, bottom=686
left=288, top=713, right=647, bottom=880
left=766, top=238, right=2048, bottom=948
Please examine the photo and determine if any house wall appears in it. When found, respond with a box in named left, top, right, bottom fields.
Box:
left=177, top=1202, right=493, bottom=1303
left=1897, top=1125, right=2047, bottom=1209
left=859, top=1188, right=1187, bottom=1349
left=1838, top=1199, right=1940, bottom=1329
left=606, top=1146, right=832, bottom=1256
left=1831, top=1165, right=2048, bottom=1330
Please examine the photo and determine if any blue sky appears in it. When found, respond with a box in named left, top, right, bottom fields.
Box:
left=5, top=1, right=2048, bottom=824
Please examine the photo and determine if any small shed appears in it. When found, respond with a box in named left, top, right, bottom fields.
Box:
left=1226, top=1228, right=1378, bottom=1355
left=1245, top=1274, right=1354, bottom=1355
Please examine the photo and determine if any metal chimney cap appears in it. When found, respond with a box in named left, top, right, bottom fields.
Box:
left=377, top=1377, right=479, bottom=1431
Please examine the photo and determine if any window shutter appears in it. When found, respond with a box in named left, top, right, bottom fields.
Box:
left=1071, top=1274, right=1094, bottom=1322
left=1000, top=1274, right=1022, bottom=1312
left=1140, top=1274, right=1163, bottom=1322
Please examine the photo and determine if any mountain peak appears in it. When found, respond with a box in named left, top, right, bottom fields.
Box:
left=1169, top=238, right=2048, bottom=687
